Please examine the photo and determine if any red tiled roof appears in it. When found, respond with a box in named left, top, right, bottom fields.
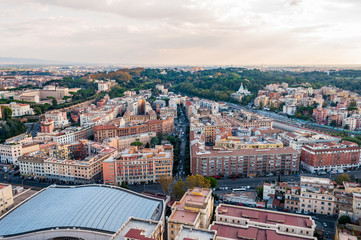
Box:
left=217, top=205, right=313, bottom=229
left=124, top=229, right=153, bottom=240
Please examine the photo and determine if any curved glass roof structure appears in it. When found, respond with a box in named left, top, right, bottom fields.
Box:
left=0, top=185, right=163, bottom=237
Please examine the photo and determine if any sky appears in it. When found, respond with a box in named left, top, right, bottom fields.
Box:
left=1, top=0, right=361, bottom=65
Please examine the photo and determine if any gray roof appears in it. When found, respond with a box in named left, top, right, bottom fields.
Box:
left=0, top=185, right=163, bottom=237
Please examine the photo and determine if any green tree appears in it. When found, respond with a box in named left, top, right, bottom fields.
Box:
left=2, top=107, right=12, bottom=119
left=330, top=120, right=337, bottom=127
left=130, top=141, right=143, bottom=147
left=259, top=101, right=264, bottom=110
left=205, top=176, right=218, bottom=188
left=256, top=186, right=264, bottom=200
left=33, top=107, right=42, bottom=115
left=336, top=173, right=351, bottom=185
left=145, top=142, right=150, bottom=148
left=150, top=137, right=160, bottom=147
left=120, top=181, right=130, bottom=189
left=52, top=98, right=58, bottom=106
left=338, top=215, right=351, bottom=225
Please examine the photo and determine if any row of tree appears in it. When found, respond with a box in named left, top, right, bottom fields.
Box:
left=159, top=175, right=217, bottom=200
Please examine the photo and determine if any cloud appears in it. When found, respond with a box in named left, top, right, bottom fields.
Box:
left=0, top=0, right=360, bottom=65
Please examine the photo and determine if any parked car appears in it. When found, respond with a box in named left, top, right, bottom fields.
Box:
left=323, top=222, right=328, bottom=227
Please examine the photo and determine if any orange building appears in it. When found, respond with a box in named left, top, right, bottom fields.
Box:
left=103, top=145, right=173, bottom=185
left=40, top=119, right=54, bottom=133
left=94, top=116, right=174, bottom=142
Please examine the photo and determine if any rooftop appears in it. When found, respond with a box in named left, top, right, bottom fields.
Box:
left=0, top=185, right=164, bottom=237
left=216, top=204, right=314, bottom=229
left=211, top=223, right=315, bottom=240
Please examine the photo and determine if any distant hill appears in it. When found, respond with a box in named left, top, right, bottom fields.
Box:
left=0, top=57, right=66, bottom=65
left=86, top=68, right=145, bottom=82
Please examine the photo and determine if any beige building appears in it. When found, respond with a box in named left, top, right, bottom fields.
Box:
left=0, top=143, right=22, bottom=164
left=300, top=177, right=335, bottom=215
left=21, top=143, right=40, bottom=155
left=103, top=132, right=156, bottom=151
left=211, top=204, right=316, bottom=240
left=167, top=188, right=214, bottom=240
left=352, top=192, right=361, bottom=218
left=0, top=184, right=14, bottom=216
left=19, top=141, right=117, bottom=184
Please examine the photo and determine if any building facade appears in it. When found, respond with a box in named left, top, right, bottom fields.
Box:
left=301, top=141, right=361, bottom=172
left=94, top=116, right=174, bottom=142
left=103, top=145, right=173, bottom=185
left=0, top=184, right=14, bottom=216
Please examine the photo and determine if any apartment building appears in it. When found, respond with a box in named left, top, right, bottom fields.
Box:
left=40, top=119, right=54, bottom=133
left=2, top=102, right=34, bottom=117
left=0, top=184, right=14, bottom=216
left=278, top=131, right=338, bottom=153
left=0, top=143, right=22, bottom=164
left=18, top=156, right=46, bottom=178
left=301, top=141, right=361, bottom=172
left=210, top=204, right=316, bottom=240
left=18, top=141, right=117, bottom=183
left=353, top=193, right=361, bottom=218
left=103, top=132, right=156, bottom=151
left=191, top=131, right=299, bottom=177
left=103, top=145, right=173, bottom=185
left=168, top=188, right=214, bottom=240
left=284, top=187, right=301, bottom=212
left=300, top=177, right=335, bottom=215
left=44, top=111, right=69, bottom=129
left=94, top=116, right=174, bottom=142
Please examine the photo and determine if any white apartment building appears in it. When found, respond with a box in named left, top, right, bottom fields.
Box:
left=18, top=156, right=46, bottom=178
left=45, top=111, right=69, bottom=129
left=1, top=102, right=34, bottom=117
left=300, top=177, right=335, bottom=215
left=0, top=143, right=22, bottom=164
left=97, top=81, right=111, bottom=92
left=342, top=117, right=357, bottom=130
left=353, top=192, right=361, bottom=219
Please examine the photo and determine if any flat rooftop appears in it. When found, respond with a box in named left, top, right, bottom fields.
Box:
left=217, top=205, right=313, bottom=229
left=112, top=218, right=158, bottom=240
left=0, top=185, right=164, bottom=237
left=176, top=226, right=215, bottom=240
left=211, top=223, right=314, bottom=240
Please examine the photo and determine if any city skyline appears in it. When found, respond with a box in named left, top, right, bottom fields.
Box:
left=1, top=0, right=361, bottom=65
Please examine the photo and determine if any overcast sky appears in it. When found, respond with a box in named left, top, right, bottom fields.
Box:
left=1, top=0, right=361, bottom=65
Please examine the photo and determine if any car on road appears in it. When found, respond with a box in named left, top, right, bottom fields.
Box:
left=322, top=222, right=328, bottom=227
left=324, top=232, right=330, bottom=239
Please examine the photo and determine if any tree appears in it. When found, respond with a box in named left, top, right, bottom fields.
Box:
left=259, top=101, right=264, bottom=110
left=130, top=141, right=143, bottom=147
left=120, top=181, right=129, bottom=189
left=145, top=142, right=150, bottom=148
left=256, top=186, right=264, bottom=200
left=52, top=98, right=58, bottom=106
left=2, top=107, right=12, bottom=119
left=344, top=125, right=350, bottom=130
left=172, top=180, right=186, bottom=200
left=33, top=107, right=42, bottom=115
left=150, top=137, right=160, bottom=147
left=205, top=176, right=218, bottom=188
left=158, top=176, right=173, bottom=195
left=338, top=215, right=351, bottom=225
left=185, top=175, right=211, bottom=189
left=330, top=120, right=337, bottom=127
left=336, top=173, right=351, bottom=185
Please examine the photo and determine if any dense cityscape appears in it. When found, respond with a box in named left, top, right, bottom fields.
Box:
left=1, top=65, right=361, bottom=240
left=2, top=0, right=361, bottom=239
